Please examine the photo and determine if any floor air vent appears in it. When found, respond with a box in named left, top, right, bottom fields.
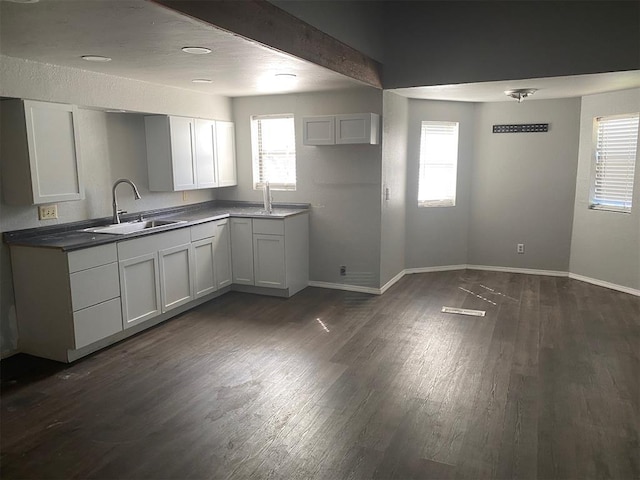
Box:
left=441, top=306, right=486, bottom=317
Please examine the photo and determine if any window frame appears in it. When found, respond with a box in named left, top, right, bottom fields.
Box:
left=250, top=113, right=297, bottom=191
left=589, top=112, right=639, bottom=214
left=417, top=120, right=460, bottom=208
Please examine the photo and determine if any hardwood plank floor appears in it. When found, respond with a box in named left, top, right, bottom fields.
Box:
left=1, top=270, right=638, bottom=479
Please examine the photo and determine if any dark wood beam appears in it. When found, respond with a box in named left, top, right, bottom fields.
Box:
left=150, top=0, right=383, bottom=89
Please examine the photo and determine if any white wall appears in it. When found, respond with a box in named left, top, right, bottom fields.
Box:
left=468, top=99, right=581, bottom=271
left=380, top=92, right=408, bottom=286
left=569, top=89, right=640, bottom=290
left=0, top=56, right=233, bottom=356
left=405, top=100, right=475, bottom=269
left=220, top=88, right=383, bottom=288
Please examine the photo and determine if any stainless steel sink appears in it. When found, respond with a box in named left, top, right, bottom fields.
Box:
left=84, top=219, right=186, bottom=235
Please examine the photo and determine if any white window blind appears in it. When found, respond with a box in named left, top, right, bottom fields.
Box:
left=418, top=121, right=459, bottom=207
left=591, top=113, right=639, bottom=213
left=251, top=114, right=296, bottom=190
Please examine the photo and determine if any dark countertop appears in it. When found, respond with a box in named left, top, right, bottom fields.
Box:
left=3, top=201, right=309, bottom=252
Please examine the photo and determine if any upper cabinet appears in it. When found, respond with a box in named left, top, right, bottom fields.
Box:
left=303, top=113, right=380, bottom=146
left=215, top=120, right=237, bottom=187
left=1, top=99, right=84, bottom=205
left=145, top=115, right=237, bottom=192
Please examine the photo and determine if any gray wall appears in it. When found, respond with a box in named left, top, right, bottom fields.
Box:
left=569, top=89, right=640, bottom=290
left=405, top=100, right=475, bottom=269
left=220, top=88, right=383, bottom=288
left=468, top=99, right=581, bottom=271
left=383, top=1, right=639, bottom=89
left=380, top=91, right=408, bottom=286
left=0, top=58, right=232, bottom=357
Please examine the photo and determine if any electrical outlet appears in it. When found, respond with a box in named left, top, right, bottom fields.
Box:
left=340, top=265, right=346, bottom=276
left=38, top=204, right=58, bottom=220
left=517, top=243, right=525, bottom=254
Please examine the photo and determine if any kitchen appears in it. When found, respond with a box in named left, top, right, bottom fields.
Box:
left=1, top=1, right=639, bottom=478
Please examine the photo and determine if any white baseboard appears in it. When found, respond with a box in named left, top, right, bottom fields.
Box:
left=466, top=264, right=568, bottom=277
left=310, top=265, right=639, bottom=297
left=568, top=273, right=640, bottom=296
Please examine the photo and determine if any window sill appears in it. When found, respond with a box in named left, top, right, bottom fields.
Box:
left=589, top=204, right=631, bottom=214
left=418, top=200, right=456, bottom=208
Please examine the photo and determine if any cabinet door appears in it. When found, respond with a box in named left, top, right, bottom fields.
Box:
left=159, top=243, right=194, bottom=312
left=1, top=100, right=83, bottom=204
left=253, top=234, right=286, bottom=288
left=215, top=121, right=237, bottom=187
left=230, top=218, right=254, bottom=285
left=195, top=119, right=217, bottom=189
left=335, top=113, right=379, bottom=145
left=119, top=253, right=161, bottom=329
left=169, top=116, right=197, bottom=190
left=193, top=237, right=217, bottom=298
left=214, top=220, right=232, bottom=288
left=303, top=116, right=335, bottom=145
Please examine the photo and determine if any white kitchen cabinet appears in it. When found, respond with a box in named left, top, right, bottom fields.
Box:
left=118, top=253, right=161, bottom=328
left=145, top=115, right=197, bottom=191
left=230, top=217, right=254, bottom=285
left=214, top=219, right=233, bottom=288
left=195, top=119, right=218, bottom=189
left=118, top=229, right=191, bottom=328
left=336, top=113, right=380, bottom=144
left=192, top=237, right=216, bottom=298
left=303, top=115, right=335, bottom=145
left=253, top=234, right=286, bottom=288
left=9, top=243, right=122, bottom=362
left=145, top=116, right=236, bottom=191
left=215, top=121, right=237, bottom=187
left=159, top=243, right=194, bottom=312
left=302, top=113, right=380, bottom=145
left=1, top=99, right=84, bottom=205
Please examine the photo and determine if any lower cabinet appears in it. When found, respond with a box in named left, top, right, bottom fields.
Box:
left=214, top=219, right=232, bottom=288
left=192, top=237, right=216, bottom=298
left=230, top=213, right=309, bottom=296
left=9, top=243, right=123, bottom=362
left=118, top=229, right=192, bottom=329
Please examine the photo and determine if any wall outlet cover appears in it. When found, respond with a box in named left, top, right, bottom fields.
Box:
left=38, top=204, right=58, bottom=220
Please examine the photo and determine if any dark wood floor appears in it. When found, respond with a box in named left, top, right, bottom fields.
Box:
left=1, top=270, right=639, bottom=479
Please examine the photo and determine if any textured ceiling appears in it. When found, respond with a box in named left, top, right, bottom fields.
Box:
left=0, top=0, right=366, bottom=98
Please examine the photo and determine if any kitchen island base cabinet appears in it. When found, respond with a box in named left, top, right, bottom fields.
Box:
left=9, top=244, right=122, bottom=363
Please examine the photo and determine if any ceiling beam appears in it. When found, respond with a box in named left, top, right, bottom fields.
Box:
left=150, top=0, right=383, bottom=89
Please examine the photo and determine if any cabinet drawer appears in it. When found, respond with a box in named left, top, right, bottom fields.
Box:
left=191, top=221, right=216, bottom=242
left=73, top=297, right=122, bottom=349
left=70, top=262, right=120, bottom=311
left=253, top=218, right=284, bottom=235
left=68, top=243, right=117, bottom=273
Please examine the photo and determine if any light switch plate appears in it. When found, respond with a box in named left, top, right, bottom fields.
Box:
left=38, top=204, right=58, bottom=220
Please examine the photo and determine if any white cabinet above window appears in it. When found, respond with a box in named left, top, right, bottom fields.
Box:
left=303, top=113, right=380, bottom=146
left=145, top=115, right=237, bottom=191
left=1, top=99, right=84, bottom=205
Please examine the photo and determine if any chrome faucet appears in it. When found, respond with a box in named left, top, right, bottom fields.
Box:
left=262, top=181, right=272, bottom=214
left=112, top=179, right=141, bottom=224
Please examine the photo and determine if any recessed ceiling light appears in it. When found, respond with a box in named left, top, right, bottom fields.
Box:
left=81, top=55, right=112, bottom=62
left=182, top=47, right=212, bottom=55
left=192, top=79, right=212, bottom=84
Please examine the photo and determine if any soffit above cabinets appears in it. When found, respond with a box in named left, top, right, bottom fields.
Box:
left=0, top=0, right=367, bottom=98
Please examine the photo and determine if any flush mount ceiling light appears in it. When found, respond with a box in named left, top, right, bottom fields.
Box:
left=505, top=88, right=537, bottom=103
left=181, top=47, right=212, bottom=55
left=191, top=79, right=212, bottom=84
left=81, top=55, right=112, bottom=62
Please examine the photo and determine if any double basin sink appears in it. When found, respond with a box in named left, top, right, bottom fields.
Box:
left=84, top=219, right=187, bottom=235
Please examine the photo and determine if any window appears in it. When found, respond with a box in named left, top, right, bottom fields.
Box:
left=251, top=114, right=296, bottom=190
left=418, top=121, right=459, bottom=207
left=590, top=113, right=639, bottom=213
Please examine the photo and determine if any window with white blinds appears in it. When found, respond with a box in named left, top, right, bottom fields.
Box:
left=418, top=121, right=459, bottom=207
left=251, top=114, right=296, bottom=190
left=590, top=113, right=639, bottom=213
